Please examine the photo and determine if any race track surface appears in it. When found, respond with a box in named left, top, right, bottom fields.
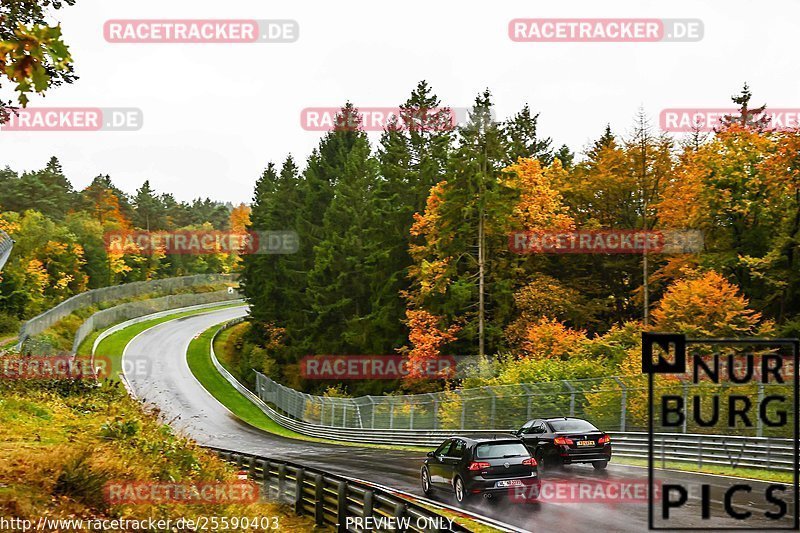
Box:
left=123, top=307, right=796, bottom=532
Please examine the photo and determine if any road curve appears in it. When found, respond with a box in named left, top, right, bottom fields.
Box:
left=123, top=307, right=795, bottom=532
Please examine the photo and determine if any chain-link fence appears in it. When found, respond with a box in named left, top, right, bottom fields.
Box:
left=254, top=371, right=794, bottom=438
left=72, top=290, right=241, bottom=353
left=0, top=229, right=12, bottom=271
left=18, top=273, right=236, bottom=346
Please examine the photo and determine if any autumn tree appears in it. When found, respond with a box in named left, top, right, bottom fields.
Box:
left=404, top=309, right=460, bottom=381
left=229, top=203, right=251, bottom=233
left=650, top=270, right=762, bottom=337
left=506, top=317, right=586, bottom=361
left=81, top=179, right=132, bottom=230
left=500, top=157, right=574, bottom=231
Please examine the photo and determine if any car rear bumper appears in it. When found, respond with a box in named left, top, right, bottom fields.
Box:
left=558, top=445, right=612, bottom=464
left=466, top=474, right=541, bottom=495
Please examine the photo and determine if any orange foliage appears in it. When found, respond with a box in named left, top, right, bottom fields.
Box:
left=83, top=185, right=131, bottom=230
left=230, top=203, right=251, bottom=234
left=403, top=309, right=461, bottom=381
left=655, top=150, right=707, bottom=229
left=410, top=181, right=448, bottom=246
left=501, top=158, right=575, bottom=231
left=505, top=274, right=584, bottom=343
left=407, top=182, right=453, bottom=303
left=760, top=130, right=800, bottom=192
left=651, top=270, right=761, bottom=336
left=508, top=316, right=586, bottom=360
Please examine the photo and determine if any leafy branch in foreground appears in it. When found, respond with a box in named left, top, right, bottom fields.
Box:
left=0, top=0, right=76, bottom=121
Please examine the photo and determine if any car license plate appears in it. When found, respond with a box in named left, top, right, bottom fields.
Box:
left=577, top=440, right=595, bottom=446
left=495, top=479, right=524, bottom=487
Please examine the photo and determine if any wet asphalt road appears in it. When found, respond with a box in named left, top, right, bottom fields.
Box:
left=122, top=307, right=797, bottom=532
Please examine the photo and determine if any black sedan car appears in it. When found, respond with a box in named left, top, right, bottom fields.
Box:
left=420, top=435, right=540, bottom=505
left=515, top=417, right=612, bottom=470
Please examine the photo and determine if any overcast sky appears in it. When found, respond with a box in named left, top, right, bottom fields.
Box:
left=1, top=0, right=798, bottom=204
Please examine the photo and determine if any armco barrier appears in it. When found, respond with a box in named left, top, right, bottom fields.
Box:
left=92, top=299, right=245, bottom=355
left=0, top=229, right=12, bottom=271
left=18, top=273, right=235, bottom=346
left=71, top=289, right=241, bottom=353
left=207, top=320, right=796, bottom=472
left=209, top=446, right=523, bottom=533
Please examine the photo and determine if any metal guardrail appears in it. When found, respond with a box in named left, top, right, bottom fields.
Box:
left=18, top=273, right=236, bottom=347
left=71, top=289, right=242, bottom=353
left=208, top=446, right=523, bottom=533
left=613, top=432, right=796, bottom=471
left=0, top=229, right=13, bottom=271
left=206, top=320, right=797, bottom=472
left=92, top=299, right=245, bottom=355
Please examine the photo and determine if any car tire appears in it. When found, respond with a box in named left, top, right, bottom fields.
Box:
left=454, top=477, right=469, bottom=507
left=593, top=460, right=608, bottom=470
left=534, top=449, right=546, bottom=472
left=421, top=467, right=433, bottom=496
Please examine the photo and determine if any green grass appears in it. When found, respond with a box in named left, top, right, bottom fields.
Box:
left=0, top=337, right=18, bottom=350
left=0, top=380, right=317, bottom=531
left=186, top=324, right=429, bottom=452
left=615, top=456, right=793, bottom=484
left=92, top=302, right=244, bottom=381
left=212, top=321, right=242, bottom=375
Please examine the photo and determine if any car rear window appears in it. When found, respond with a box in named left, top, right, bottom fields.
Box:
left=548, top=419, right=598, bottom=432
left=475, top=442, right=529, bottom=459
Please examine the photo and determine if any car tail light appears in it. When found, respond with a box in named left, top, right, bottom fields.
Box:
left=598, top=435, right=611, bottom=444
left=522, top=457, right=538, bottom=466
left=554, top=437, right=574, bottom=445
left=468, top=461, right=491, bottom=471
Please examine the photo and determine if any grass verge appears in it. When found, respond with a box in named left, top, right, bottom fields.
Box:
left=91, top=302, right=244, bottom=381
left=0, top=380, right=320, bottom=531
left=186, top=323, right=429, bottom=453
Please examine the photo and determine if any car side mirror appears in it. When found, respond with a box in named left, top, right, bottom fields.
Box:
left=427, top=451, right=435, bottom=458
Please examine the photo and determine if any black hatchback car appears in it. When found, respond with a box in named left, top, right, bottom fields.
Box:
left=515, top=417, right=612, bottom=470
left=420, top=435, right=540, bottom=505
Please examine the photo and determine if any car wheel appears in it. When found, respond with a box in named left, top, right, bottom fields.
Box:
left=454, top=477, right=469, bottom=507
left=421, top=467, right=433, bottom=496
left=534, top=449, right=546, bottom=471
left=593, top=460, right=608, bottom=470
